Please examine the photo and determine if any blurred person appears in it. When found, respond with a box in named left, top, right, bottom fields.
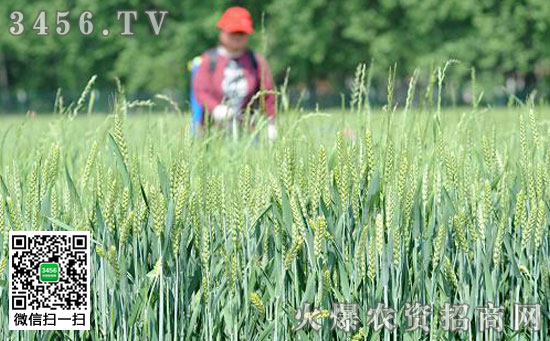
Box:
left=189, top=6, right=277, bottom=139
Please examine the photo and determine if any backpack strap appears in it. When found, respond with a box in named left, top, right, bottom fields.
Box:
left=246, top=49, right=258, bottom=72
left=246, top=49, right=261, bottom=94
left=208, top=48, right=218, bottom=72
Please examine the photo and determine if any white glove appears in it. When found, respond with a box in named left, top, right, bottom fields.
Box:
left=212, top=104, right=235, bottom=122
left=267, top=122, right=277, bottom=140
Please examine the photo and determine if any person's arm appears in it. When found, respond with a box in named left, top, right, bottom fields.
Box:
left=192, top=52, right=219, bottom=117
left=256, top=54, right=277, bottom=139
left=256, top=54, right=276, bottom=120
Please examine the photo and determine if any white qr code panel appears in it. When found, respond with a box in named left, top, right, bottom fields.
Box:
left=9, top=231, right=90, bottom=330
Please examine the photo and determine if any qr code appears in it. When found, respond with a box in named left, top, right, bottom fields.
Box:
left=9, top=231, right=90, bottom=330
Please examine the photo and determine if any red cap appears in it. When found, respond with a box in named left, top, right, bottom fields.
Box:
left=217, top=7, right=254, bottom=34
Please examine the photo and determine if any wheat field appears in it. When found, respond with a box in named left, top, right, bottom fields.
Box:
left=0, top=78, right=549, bottom=340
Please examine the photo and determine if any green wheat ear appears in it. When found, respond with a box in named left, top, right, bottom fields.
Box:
left=250, top=292, right=265, bottom=318
left=442, top=256, right=458, bottom=291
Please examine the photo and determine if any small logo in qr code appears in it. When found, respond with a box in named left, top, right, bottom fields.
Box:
left=9, top=231, right=90, bottom=330
left=40, top=263, right=59, bottom=282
